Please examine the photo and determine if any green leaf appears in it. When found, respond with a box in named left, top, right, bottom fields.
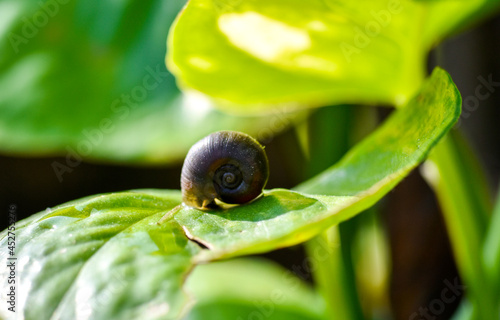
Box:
left=295, top=68, right=459, bottom=195
left=0, top=190, right=201, bottom=320
left=0, top=0, right=302, bottom=163
left=167, top=0, right=496, bottom=112
left=0, top=68, right=459, bottom=319
left=172, top=67, right=461, bottom=261
left=183, top=258, right=325, bottom=320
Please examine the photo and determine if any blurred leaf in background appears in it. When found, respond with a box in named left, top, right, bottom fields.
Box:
left=184, top=258, right=326, bottom=320
left=0, top=0, right=304, bottom=164
left=168, top=0, right=499, bottom=112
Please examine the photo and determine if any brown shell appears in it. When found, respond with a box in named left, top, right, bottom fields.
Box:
left=181, top=131, right=269, bottom=209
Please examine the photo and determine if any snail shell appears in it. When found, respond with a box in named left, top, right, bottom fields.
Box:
left=181, top=131, right=269, bottom=209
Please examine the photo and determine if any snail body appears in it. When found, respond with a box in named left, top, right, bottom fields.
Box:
left=181, top=131, right=269, bottom=209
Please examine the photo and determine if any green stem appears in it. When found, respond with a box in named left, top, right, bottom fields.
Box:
left=451, top=299, right=476, bottom=320
left=424, top=131, right=495, bottom=319
left=483, top=186, right=500, bottom=312
left=306, top=226, right=364, bottom=320
left=483, top=184, right=500, bottom=298
left=299, top=105, right=366, bottom=320
left=451, top=184, right=500, bottom=320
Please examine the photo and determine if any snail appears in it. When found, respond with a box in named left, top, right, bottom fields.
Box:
left=181, top=130, right=269, bottom=210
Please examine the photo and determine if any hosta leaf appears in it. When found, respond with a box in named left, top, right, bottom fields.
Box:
left=167, top=0, right=495, bottom=112
left=183, top=258, right=325, bottom=320
left=0, top=68, right=459, bottom=319
left=0, top=0, right=302, bottom=163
